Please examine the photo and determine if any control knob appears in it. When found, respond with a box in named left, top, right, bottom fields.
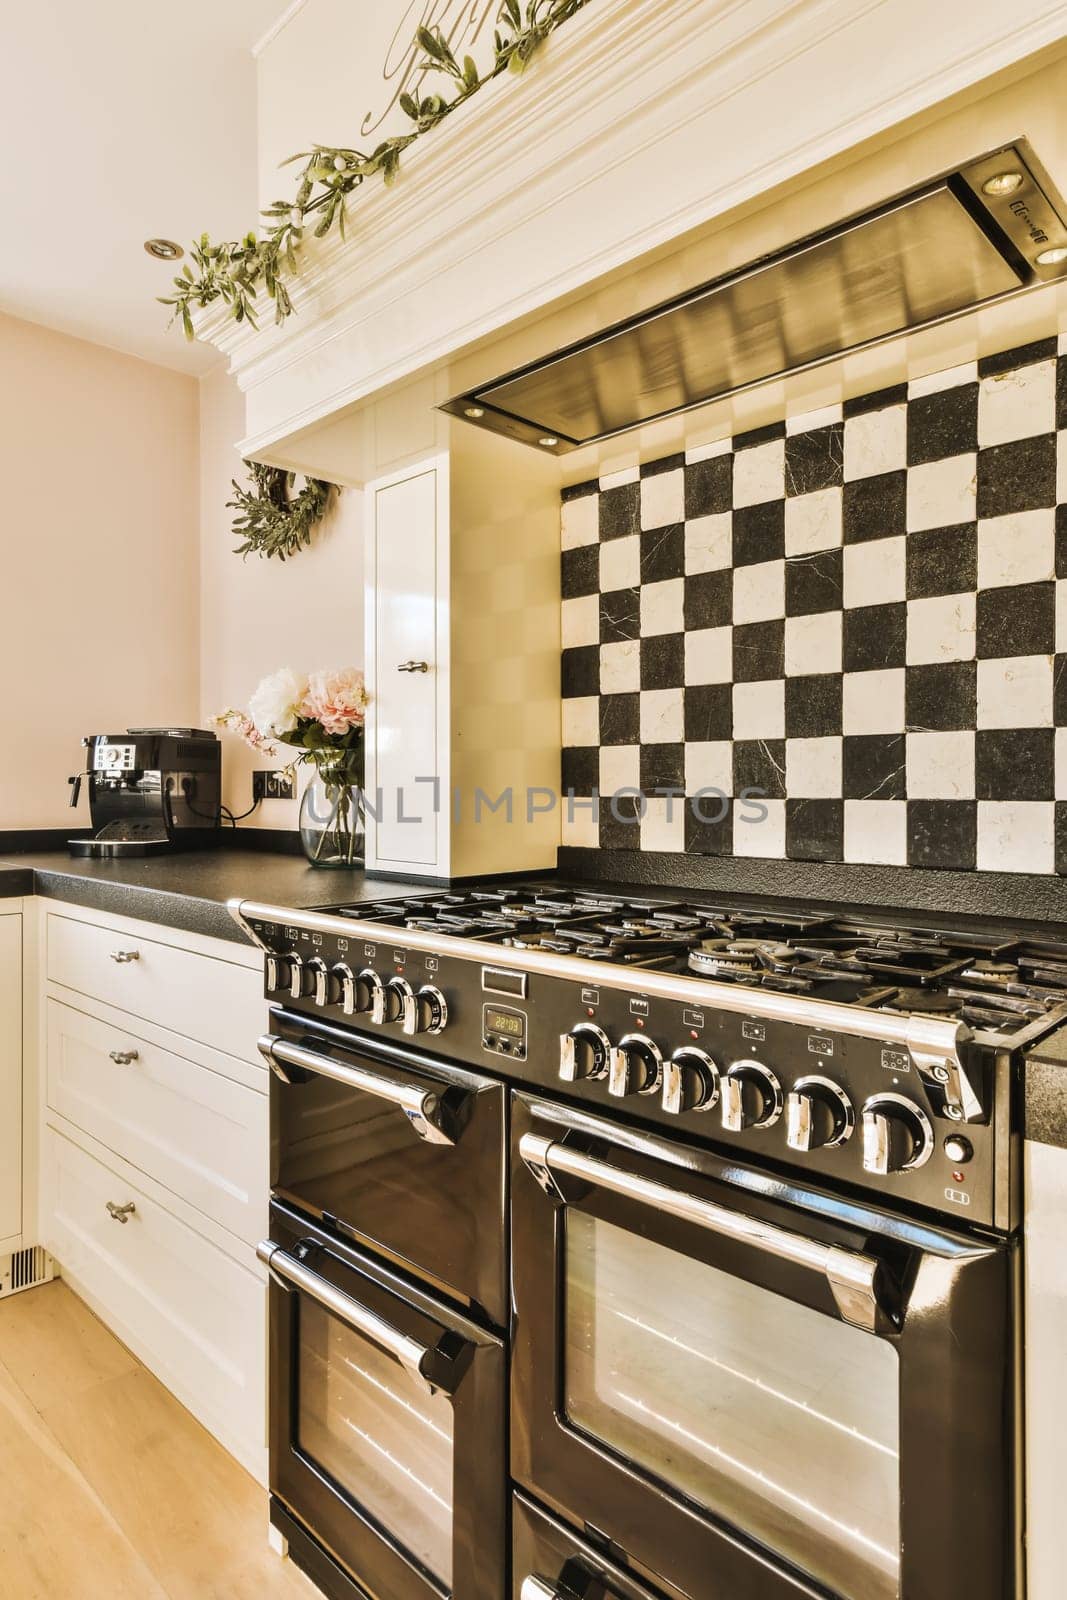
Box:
left=662, top=1048, right=719, bottom=1115
left=287, top=956, right=309, bottom=1000
left=361, top=969, right=396, bottom=1026
left=861, top=1093, right=934, bottom=1174
left=785, top=1075, right=855, bottom=1151
left=265, top=954, right=291, bottom=993
left=722, top=1060, right=783, bottom=1132
left=559, top=1023, right=610, bottom=1083
left=609, top=1035, right=663, bottom=1098
left=404, top=984, right=449, bottom=1037
left=307, top=957, right=334, bottom=1007
left=331, top=963, right=374, bottom=1017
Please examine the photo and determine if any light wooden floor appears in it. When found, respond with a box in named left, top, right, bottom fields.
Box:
left=0, top=1279, right=317, bottom=1600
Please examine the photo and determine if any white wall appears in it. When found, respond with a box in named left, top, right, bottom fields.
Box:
left=0, top=313, right=200, bottom=830
left=198, top=363, right=365, bottom=827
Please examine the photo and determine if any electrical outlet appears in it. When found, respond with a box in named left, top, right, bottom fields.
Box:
left=253, top=769, right=295, bottom=802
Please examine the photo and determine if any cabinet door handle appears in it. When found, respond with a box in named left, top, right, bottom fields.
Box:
left=397, top=660, right=430, bottom=673
left=105, top=1201, right=136, bottom=1223
left=109, top=950, right=140, bottom=963
left=108, top=1049, right=139, bottom=1065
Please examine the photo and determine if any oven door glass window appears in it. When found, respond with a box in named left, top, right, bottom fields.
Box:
left=297, top=1298, right=455, bottom=1587
left=564, top=1212, right=900, bottom=1600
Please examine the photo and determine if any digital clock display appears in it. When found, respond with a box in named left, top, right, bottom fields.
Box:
left=486, top=1008, right=523, bottom=1038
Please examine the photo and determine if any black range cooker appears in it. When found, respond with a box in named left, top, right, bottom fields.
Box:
left=234, top=882, right=1064, bottom=1600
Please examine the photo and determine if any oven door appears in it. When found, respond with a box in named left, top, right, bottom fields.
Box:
left=513, top=1490, right=685, bottom=1600
left=264, top=1201, right=505, bottom=1600
left=263, top=1007, right=506, bottom=1327
left=512, top=1095, right=1016, bottom=1600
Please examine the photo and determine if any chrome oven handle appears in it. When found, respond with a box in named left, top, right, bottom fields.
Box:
left=519, top=1132, right=885, bottom=1333
left=257, top=1240, right=435, bottom=1389
left=258, top=1034, right=455, bottom=1145
left=520, top=1580, right=561, bottom=1600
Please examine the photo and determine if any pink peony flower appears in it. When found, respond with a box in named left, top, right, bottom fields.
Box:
left=301, top=667, right=367, bottom=737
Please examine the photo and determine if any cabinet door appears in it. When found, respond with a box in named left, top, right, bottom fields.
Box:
left=369, top=463, right=443, bottom=868
left=0, top=914, right=21, bottom=1242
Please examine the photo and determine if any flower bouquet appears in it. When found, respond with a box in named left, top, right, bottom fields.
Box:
left=215, top=666, right=368, bottom=866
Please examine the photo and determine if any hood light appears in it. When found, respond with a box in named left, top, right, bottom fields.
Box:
left=1036, top=246, right=1067, bottom=266
left=982, top=172, right=1024, bottom=196
left=539, top=436, right=559, bottom=448
left=144, top=238, right=183, bottom=261
left=464, top=406, right=485, bottom=419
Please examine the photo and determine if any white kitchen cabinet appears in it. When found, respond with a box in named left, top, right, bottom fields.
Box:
left=0, top=910, right=22, bottom=1247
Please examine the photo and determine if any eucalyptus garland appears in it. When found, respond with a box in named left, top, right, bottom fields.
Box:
left=228, top=462, right=336, bottom=560
left=161, top=0, right=588, bottom=340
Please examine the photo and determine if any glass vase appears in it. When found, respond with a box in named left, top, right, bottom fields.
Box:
left=299, top=770, right=365, bottom=868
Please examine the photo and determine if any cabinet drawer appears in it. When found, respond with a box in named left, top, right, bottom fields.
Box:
left=43, top=1126, right=265, bottom=1477
left=46, top=999, right=267, bottom=1246
left=46, top=912, right=263, bottom=1061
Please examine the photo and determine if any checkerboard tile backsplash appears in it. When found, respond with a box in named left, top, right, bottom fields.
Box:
left=560, top=337, right=1067, bottom=874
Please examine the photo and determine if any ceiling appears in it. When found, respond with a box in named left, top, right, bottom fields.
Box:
left=1, top=0, right=286, bottom=376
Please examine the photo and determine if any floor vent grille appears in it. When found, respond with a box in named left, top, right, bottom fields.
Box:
left=0, top=1247, right=55, bottom=1298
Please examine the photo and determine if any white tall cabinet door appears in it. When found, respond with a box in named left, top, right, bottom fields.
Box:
left=0, top=913, right=22, bottom=1243
left=367, top=460, right=445, bottom=870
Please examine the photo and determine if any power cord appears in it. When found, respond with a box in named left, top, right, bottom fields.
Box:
left=220, top=799, right=263, bottom=828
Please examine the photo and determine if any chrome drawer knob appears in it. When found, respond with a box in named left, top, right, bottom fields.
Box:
left=397, top=659, right=430, bottom=673
left=105, top=1201, right=136, bottom=1223
left=108, top=1049, right=139, bottom=1065
left=109, top=950, right=140, bottom=963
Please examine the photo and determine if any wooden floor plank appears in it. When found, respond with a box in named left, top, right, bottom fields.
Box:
left=0, top=1277, right=137, bottom=1411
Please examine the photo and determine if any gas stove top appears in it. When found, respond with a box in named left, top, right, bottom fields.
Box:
left=326, top=883, right=1067, bottom=1040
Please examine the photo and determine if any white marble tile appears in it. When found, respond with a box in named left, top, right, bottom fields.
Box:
left=561, top=802, right=601, bottom=848
left=562, top=696, right=599, bottom=747
left=686, top=740, right=733, bottom=795
left=842, top=668, right=906, bottom=735
left=843, top=405, right=906, bottom=480
left=600, top=744, right=639, bottom=794
left=733, top=679, right=785, bottom=739
left=977, top=510, right=1055, bottom=589
left=1057, top=578, right=1067, bottom=653
left=785, top=737, right=842, bottom=798
left=906, top=730, right=975, bottom=799
left=561, top=493, right=598, bottom=549
left=785, top=610, right=842, bottom=676
left=684, top=436, right=732, bottom=463
left=976, top=655, right=1053, bottom=729
left=684, top=626, right=733, bottom=685
left=907, top=362, right=978, bottom=399
left=641, top=796, right=686, bottom=853
left=599, top=465, right=640, bottom=489
left=639, top=578, right=684, bottom=636
left=599, top=533, right=640, bottom=592
left=640, top=469, right=685, bottom=530
left=843, top=800, right=908, bottom=865
left=785, top=403, right=843, bottom=435
left=906, top=453, right=977, bottom=531
left=1056, top=727, right=1067, bottom=801
left=600, top=639, right=640, bottom=694
left=733, top=797, right=786, bottom=858
left=733, top=559, right=785, bottom=624
left=561, top=593, right=600, bottom=649
left=684, top=512, right=732, bottom=573
left=905, top=592, right=976, bottom=665
left=977, top=801, right=1055, bottom=873
left=784, top=487, right=843, bottom=555
left=639, top=687, right=684, bottom=743
left=733, top=439, right=785, bottom=507
left=978, top=361, right=1056, bottom=448
left=843, top=536, right=906, bottom=609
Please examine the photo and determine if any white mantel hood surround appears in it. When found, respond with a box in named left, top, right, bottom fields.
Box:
left=199, top=0, right=1067, bottom=472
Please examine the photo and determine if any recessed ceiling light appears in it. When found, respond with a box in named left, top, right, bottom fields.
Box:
left=464, top=405, right=485, bottom=419
left=982, top=171, right=1024, bottom=197
left=144, top=238, right=183, bottom=261
left=538, top=436, right=559, bottom=448
left=1036, top=245, right=1067, bottom=266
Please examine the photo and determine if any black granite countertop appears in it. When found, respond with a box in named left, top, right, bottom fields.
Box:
left=0, top=850, right=432, bottom=945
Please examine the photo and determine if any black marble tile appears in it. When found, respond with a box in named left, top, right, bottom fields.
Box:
left=733, top=620, right=785, bottom=682
left=561, top=479, right=597, bottom=502
left=842, top=471, right=907, bottom=543
left=735, top=420, right=786, bottom=450
left=1057, top=801, right=1067, bottom=875
left=976, top=435, right=1057, bottom=520
left=906, top=383, right=978, bottom=466
left=684, top=454, right=732, bottom=518
left=562, top=645, right=599, bottom=698
left=905, top=661, right=976, bottom=732
left=785, top=799, right=843, bottom=861
left=975, top=728, right=1054, bottom=801
left=784, top=674, right=842, bottom=738
left=842, top=733, right=906, bottom=800
left=561, top=746, right=598, bottom=794
left=843, top=384, right=908, bottom=418
left=978, top=338, right=1057, bottom=378
left=784, top=423, right=844, bottom=497
left=599, top=587, right=641, bottom=643
left=733, top=500, right=785, bottom=567
left=1056, top=655, right=1067, bottom=727
left=842, top=602, right=907, bottom=672
left=785, top=549, right=843, bottom=617
left=1057, top=504, right=1067, bottom=578
left=1057, top=355, right=1067, bottom=433
left=599, top=480, right=641, bottom=539
left=599, top=692, right=639, bottom=746
left=599, top=793, right=642, bottom=850
left=641, top=452, right=685, bottom=478
left=734, top=739, right=786, bottom=798
left=683, top=568, right=732, bottom=631
left=685, top=796, right=733, bottom=854
left=639, top=632, right=684, bottom=689
left=907, top=799, right=977, bottom=870
left=683, top=682, right=733, bottom=742
left=561, top=543, right=599, bottom=599
left=975, top=580, right=1055, bottom=658
left=640, top=523, right=685, bottom=583
left=905, top=523, right=977, bottom=599
left=640, top=743, right=686, bottom=793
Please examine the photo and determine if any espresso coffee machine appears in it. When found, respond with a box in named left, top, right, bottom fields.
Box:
left=68, top=729, right=222, bottom=857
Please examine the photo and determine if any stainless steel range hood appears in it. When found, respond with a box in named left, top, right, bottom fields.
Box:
left=442, top=141, right=1067, bottom=453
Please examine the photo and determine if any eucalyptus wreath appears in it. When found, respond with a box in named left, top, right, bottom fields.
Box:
left=161, top=0, right=588, bottom=339
left=228, top=461, right=336, bottom=560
